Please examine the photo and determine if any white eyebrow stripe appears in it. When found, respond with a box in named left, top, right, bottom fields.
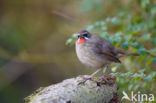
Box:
left=84, top=37, right=88, bottom=40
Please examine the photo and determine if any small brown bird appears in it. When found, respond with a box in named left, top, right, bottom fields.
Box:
left=75, top=30, right=139, bottom=78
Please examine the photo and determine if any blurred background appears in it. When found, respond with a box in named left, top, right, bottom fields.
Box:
left=0, top=0, right=156, bottom=103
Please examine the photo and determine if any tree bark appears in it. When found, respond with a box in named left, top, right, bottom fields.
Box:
left=24, top=75, right=119, bottom=103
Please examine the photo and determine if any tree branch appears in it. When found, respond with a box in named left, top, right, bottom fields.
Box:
left=24, top=75, right=119, bottom=103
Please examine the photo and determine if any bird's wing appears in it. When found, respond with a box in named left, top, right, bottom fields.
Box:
left=91, top=35, right=121, bottom=63
left=97, top=45, right=121, bottom=63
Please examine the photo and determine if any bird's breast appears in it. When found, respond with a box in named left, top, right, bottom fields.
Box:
left=76, top=43, right=107, bottom=69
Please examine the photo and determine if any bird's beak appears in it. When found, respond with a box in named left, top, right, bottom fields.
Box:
left=76, top=33, right=80, bottom=37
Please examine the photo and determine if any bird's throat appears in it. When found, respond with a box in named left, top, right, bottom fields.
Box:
left=77, top=38, right=86, bottom=44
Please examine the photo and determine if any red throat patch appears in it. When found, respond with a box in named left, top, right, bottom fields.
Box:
left=76, top=37, right=86, bottom=44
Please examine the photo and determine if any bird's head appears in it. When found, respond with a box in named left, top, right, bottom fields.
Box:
left=76, top=30, right=91, bottom=44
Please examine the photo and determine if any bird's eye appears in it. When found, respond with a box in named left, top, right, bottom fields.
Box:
left=83, top=33, right=88, bottom=37
left=77, top=35, right=80, bottom=38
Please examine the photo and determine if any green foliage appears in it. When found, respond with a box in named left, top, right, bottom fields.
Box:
left=66, top=0, right=156, bottom=100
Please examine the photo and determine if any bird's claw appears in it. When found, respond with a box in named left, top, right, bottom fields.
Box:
left=78, top=76, right=93, bottom=85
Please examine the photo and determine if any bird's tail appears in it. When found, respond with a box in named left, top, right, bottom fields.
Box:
left=126, top=52, right=140, bottom=56
left=115, top=48, right=140, bottom=57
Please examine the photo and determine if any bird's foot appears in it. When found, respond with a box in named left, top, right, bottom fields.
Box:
left=101, top=74, right=109, bottom=83
left=78, top=75, right=93, bottom=85
left=101, top=74, right=116, bottom=85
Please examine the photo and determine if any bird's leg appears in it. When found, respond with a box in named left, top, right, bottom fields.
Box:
left=102, top=64, right=111, bottom=82
left=78, top=68, right=102, bottom=85
left=86, top=68, right=103, bottom=79
left=103, top=64, right=110, bottom=74
left=90, top=68, right=102, bottom=77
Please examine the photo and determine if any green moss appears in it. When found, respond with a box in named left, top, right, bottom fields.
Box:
left=24, top=87, right=45, bottom=103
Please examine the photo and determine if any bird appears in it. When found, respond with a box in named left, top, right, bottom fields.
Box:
left=75, top=30, right=139, bottom=79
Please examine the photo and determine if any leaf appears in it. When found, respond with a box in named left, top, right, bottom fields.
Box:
left=138, top=48, right=147, bottom=55
left=144, top=72, right=155, bottom=82
left=72, top=33, right=78, bottom=38
left=115, top=32, right=123, bottom=36
left=107, top=36, right=114, bottom=44
left=150, top=83, right=155, bottom=91
left=140, top=0, right=150, bottom=8
left=100, top=32, right=108, bottom=39
left=128, top=84, right=133, bottom=90
left=138, top=69, right=145, bottom=73
left=141, top=33, right=151, bottom=41
left=138, top=55, right=146, bottom=62
left=130, top=42, right=139, bottom=48
left=124, top=35, right=132, bottom=42
left=115, top=37, right=122, bottom=43
left=152, top=58, right=156, bottom=63
left=119, top=72, right=132, bottom=78
left=128, top=31, right=139, bottom=35
left=146, top=57, right=153, bottom=66
left=102, top=67, right=107, bottom=73
left=144, top=75, right=152, bottom=82
left=95, top=21, right=100, bottom=26
left=151, top=6, right=156, bottom=15
left=100, top=21, right=105, bottom=26
left=134, top=84, right=140, bottom=91
left=131, top=73, right=144, bottom=79
left=101, top=26, right=107, bottom=31
left=86, top=25, right=94, bottom=30
left=148, top=48, right=156, bottom=54
left=66, top=38, right=73, bottom=45
left=124, top=72, right=132, bottom=76
left=121, top=42, right=128, bottom=50
left=111, top=66, right=117, bottom=72
left=152, top=38, right=156, bottom=45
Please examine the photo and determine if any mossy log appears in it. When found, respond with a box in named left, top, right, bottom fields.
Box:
left=24, top=75, right=119, bottom=103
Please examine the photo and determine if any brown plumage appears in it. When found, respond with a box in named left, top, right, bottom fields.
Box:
left=75, top=30, right=139, bottom=77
